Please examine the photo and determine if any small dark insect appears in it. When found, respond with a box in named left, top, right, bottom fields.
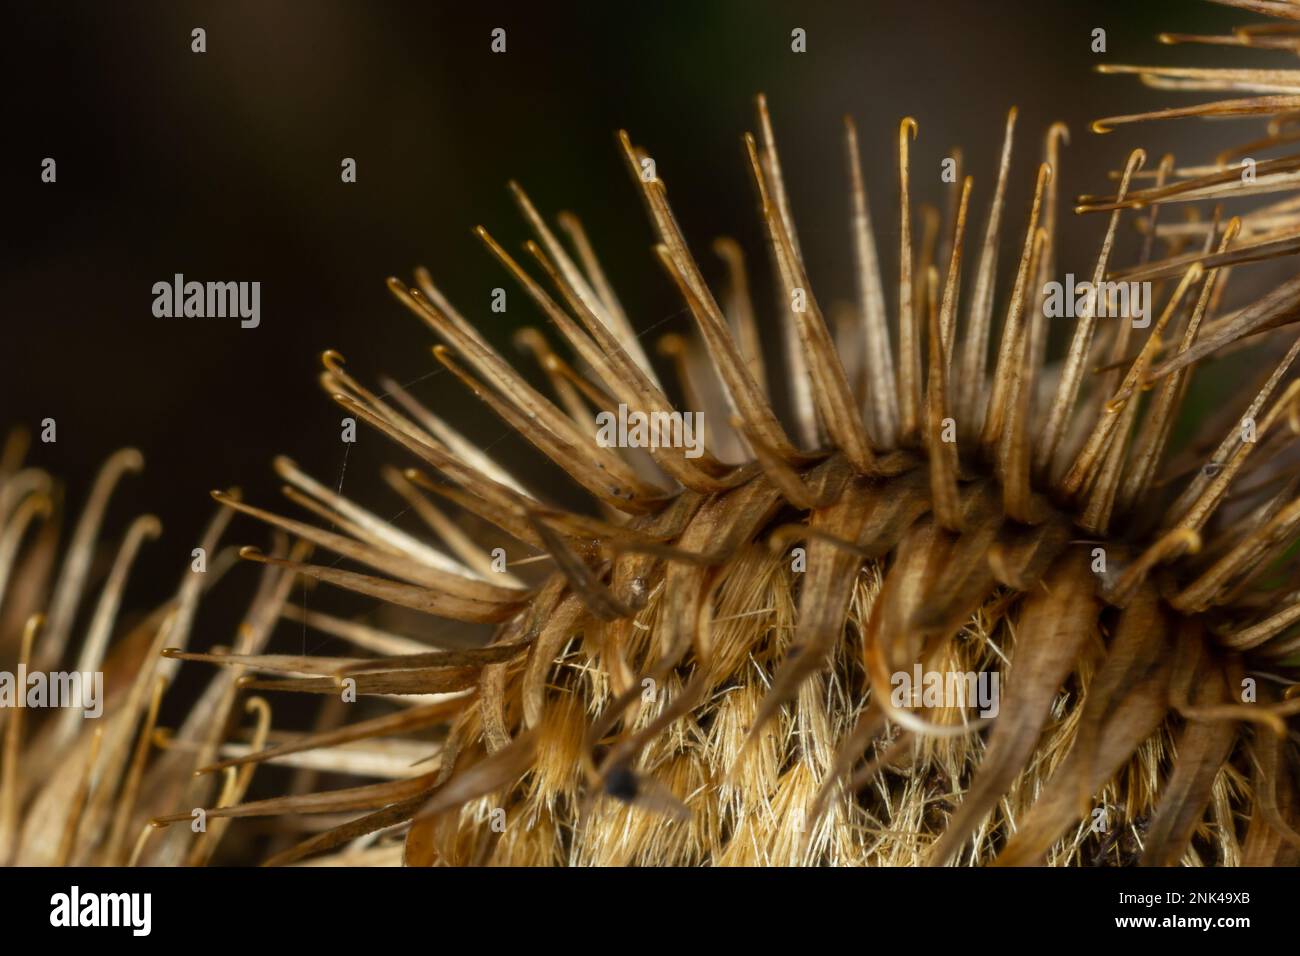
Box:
left=604, top=765, right=640, bottom=803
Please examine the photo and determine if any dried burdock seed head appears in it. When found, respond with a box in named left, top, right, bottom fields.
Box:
left=166, top=3, right=1300, bottom=868
left=0, top=434, right=367, bottom=866
left=18, top=4, right=1300, bottom=868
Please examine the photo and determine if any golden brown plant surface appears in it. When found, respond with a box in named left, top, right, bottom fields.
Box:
left=4, top=0, right=1300, bottom=866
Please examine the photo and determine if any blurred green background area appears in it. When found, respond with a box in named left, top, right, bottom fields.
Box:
left=1, top=0, right=1284, bottom=639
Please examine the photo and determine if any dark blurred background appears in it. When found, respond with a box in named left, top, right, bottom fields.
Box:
left=1, top=0, right=1258, bottom=633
